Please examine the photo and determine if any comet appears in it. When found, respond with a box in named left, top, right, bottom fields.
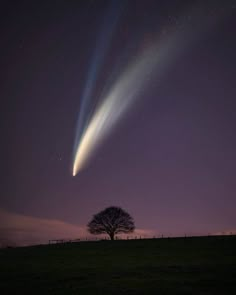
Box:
left=72, top=1, right=230, bottom=176
left=73, top=42, right=175, bottom=176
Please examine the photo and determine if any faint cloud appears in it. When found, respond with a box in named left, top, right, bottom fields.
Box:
left=213, top=229, right=236, bottom=236
left=0, top=209, right=87, bottom=247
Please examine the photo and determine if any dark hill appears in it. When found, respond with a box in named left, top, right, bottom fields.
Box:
left=1, top=235, right=236, bottom=294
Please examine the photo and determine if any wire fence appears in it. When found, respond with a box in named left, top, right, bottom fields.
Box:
left=48, top=232, right=236, bottom=244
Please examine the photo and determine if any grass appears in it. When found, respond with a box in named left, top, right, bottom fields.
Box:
left=1, top=235, right=236, bottom=294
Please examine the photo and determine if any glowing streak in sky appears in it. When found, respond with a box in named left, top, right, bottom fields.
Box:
left=72, top=1, right=230, bottom=176
left=73, top=44, right=170, bottom=176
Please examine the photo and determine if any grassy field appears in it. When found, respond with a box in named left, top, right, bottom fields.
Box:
left=1, top=235, right=236, bottom=294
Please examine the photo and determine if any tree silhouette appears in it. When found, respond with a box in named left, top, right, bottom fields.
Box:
left=87, top=206, right=135, bottom=240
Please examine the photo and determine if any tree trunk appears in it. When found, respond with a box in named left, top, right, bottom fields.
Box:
left=109, top=232, right=114, bottom=240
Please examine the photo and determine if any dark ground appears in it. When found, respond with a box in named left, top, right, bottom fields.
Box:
left=1, top=235, right=236, bottom=294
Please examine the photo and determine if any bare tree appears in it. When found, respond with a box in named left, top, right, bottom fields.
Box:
left=87, top=206, right=135, bottom=240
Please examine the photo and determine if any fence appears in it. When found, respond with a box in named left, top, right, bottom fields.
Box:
left=48, top=232, right=235, bottom=244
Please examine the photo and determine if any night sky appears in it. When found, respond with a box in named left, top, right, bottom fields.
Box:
left=1, top=0, right=236, bottom=246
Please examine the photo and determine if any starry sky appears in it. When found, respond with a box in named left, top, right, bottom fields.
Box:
left=1, top=0, right=236, bottom=246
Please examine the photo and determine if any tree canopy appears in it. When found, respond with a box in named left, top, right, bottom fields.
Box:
left=87, top=206, right=135, bottom=240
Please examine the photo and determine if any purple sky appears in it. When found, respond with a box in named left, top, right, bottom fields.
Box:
left=1, top=0, right=236, bottom=246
